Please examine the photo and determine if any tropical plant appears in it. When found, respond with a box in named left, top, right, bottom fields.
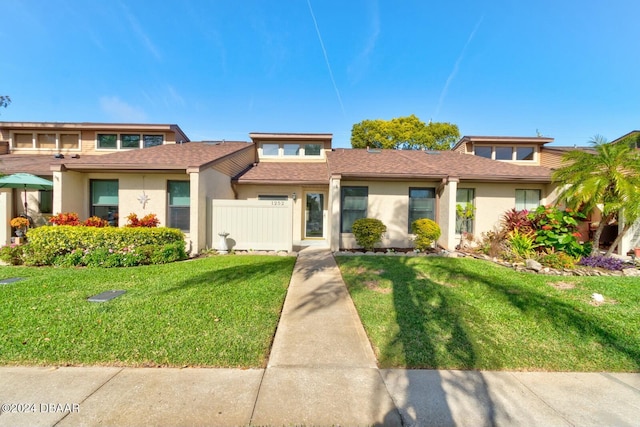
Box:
left=411, top=218, right=441, bottom=251
left=501, top=208, right=534, bottom=235
left=456, top=203, right=475, bottom=234
left=83, top=216, right=109, bottom=227
left=527, top=205, right=590, bottom=257
left=126, top=213, right=160, bottom=227
left=49, top=212, right=81, bottom=226
left=538, top=248, right=577, bottom=269
left=552, top=135, right=640, bottom=255
left=351, top=218, right=387, bottom=251
left=506, top=229, right=536, bottom=260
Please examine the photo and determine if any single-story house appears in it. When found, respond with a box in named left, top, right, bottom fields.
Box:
left=2, top=121, right=638, bottom=255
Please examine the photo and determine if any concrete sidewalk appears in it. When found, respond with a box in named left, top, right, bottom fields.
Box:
left=1, top=248, right=639, bottom=426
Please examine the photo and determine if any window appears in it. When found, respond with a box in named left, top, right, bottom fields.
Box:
left=97, top=133, right=164, bottom=150
left=144, top=135, right=163, bottom=148
left=258, top=195, right=288, bottom=201
left=37, top=133, right=57, bottom=149
left=60, top=134, right=80, bottom=149
left=11, top=132, right=79, bottom=150
left=168, top=181, right=190, bottom=231
left=304, top=144, right=322, bottom=156
left=341, top=187, right=368, bottom=233
left=495, top=146, right=513, bottom=160
left=39, top=190, right=53, bottom=214
left=262, top=143, right=279, bottom=156
left=515, top=146, right=535, bottom=161
left=14, top=133, right=33, bottom=148
left=456, top=189, right=475, bottom=234
left=475, top=146, right=492, bottom=159
left=97, top=134, right=117, bottom=149
left=283, top=144, right=300, bottom=156
left=91, top=180, right=119, bottom=225
left=408, top=188, right=436, bottom=232
left=121, top=134, right=141, bottom=149
left=515, top=189, right=541, bottom=211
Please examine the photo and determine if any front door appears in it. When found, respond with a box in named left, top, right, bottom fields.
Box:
left=305, top=192, right=324, bottom=239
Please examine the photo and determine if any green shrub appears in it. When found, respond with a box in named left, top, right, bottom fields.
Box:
left=0, top=244, right=25, bottom=265
left=506, top=229, right=536, bottom=260
left=23, top=226, right=186, bottom=267
left=527, top=205, right=589, bottom=257
left=352, top=218, right=387, bottom=251
left=411, top=218, right=441, bottom=251
left=539, top=249, right=577, bottom=269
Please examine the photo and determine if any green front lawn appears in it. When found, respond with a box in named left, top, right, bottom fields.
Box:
left=337, top=256, right=640, bottom=372
left=0, top=256, right=295, bottom=368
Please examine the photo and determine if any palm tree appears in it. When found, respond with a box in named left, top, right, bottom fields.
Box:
left=552, top=135, right=640, bottom=256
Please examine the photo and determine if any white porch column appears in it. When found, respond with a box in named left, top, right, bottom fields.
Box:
left=329, top=175, right=341, bottom=251
left=0, top=190, right=11, bottom=246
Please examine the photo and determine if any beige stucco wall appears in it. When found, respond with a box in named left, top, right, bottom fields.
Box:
left=54, top=171, right=85, bottom=217
left=461, top=182, right=553, bottom=239
left=193, top=167, right=237, bottom=251
left=337, top=180, right=441, bottom=250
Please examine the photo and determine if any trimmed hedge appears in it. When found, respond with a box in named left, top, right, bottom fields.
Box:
left=411, top=218, right=441, bottom=251
left=352, top=218, right=387, bottom=251
left=19, top=226, right=187, bottom=267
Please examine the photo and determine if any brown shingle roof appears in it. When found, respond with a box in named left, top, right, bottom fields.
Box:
left=327, top=149, right=552, bottom=182
left=0, top=154, right=74, bottom=175
left=57, top=142, right=253, bottom=172
left=235, top=162, right=329, bottom=184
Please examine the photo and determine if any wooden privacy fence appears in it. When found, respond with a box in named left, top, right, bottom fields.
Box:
left=209, top=199, right=293, bottom=252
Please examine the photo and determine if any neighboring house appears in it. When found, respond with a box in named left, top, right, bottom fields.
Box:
left=2, top=121, right=635, bottom=255
left=0, top=121, right=228, bottom=251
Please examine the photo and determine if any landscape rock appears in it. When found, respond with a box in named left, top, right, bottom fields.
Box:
left=622, top=268, right=640, bottom=277
left=526, top=259, right=543, bottom=272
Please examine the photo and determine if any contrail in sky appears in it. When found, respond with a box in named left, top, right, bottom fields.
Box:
left=307, top=0, right=346, bottom=116
left=434, top=15, right=484, bottom=119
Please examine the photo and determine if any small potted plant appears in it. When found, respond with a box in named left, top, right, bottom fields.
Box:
left=10, top=216, right=30, bottom=237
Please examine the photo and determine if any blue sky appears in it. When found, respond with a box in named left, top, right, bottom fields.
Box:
left=2, top=1, right=639, bottom=148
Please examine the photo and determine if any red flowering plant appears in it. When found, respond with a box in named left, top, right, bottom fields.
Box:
left=527, top=205, right=590, bottom=257
left=125, top=213, right=160, bottom=227
left=49, top=212, right=81, bottom=226
left=83, top=216, right=109, bottom=227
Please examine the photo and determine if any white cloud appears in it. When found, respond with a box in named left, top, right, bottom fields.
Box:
left=434, top=15, right=484, bottom=119
left=99, top=96, right=147, bottom=122
left=118, top=1, right=162, bottom=61
left=347, top=2, right=380, bottom=84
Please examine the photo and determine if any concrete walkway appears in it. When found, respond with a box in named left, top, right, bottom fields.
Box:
left=1, top=247, right=639, bottom=426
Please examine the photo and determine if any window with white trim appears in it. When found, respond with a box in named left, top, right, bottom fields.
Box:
left=408, top=188, right=436, bottom=232
left=456, top=188, right=475, bottom=234
left=90, top=180, right=119, bottom=225
left=168, top=181, right=190, bottom=231
left=259, top=142, right=324, bottom=158
left=474, top=145, right=536, bottom=162
left=515, top=189, right=541, bottom=211
left=97, top=133, right=164, bottom=150
left=11, top=132, right=80, bottom=150
left=341, top=187, right=368, bottom=233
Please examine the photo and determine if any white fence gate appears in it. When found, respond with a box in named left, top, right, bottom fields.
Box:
left=209, top=199, right=293, bottom=252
